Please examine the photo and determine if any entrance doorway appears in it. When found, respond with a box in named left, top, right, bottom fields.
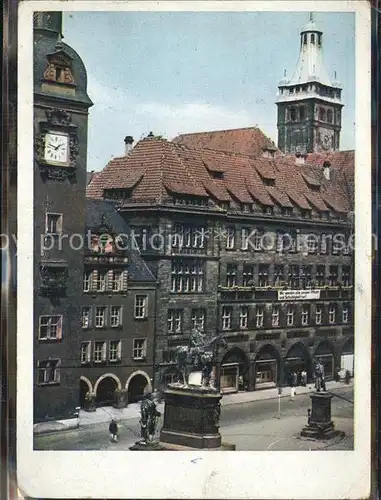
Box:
left=96, top=376, right=118, bottom=406
left=255, top=344, right=280, bottom=389
left=128, top=374, right=149, bottom=403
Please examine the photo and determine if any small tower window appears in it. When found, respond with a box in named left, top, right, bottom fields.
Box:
left=290, top=107, right=296, bottom=122
left=319, top=108, right=326, bottom=121
left=327, top=109, right=333, bottom=123
left=303, top=33, right=307, bottom=45
left=299, top=106, right=305, bottom=121
left=311, top=33, right=315, bottom=44
left=318, top=34, right=322, bottom=45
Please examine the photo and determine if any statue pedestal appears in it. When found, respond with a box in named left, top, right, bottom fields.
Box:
left=160, top=383, right=222, bottom=449
left=301, top=392, right=337, bottom=440
left=129, top=440, right=164, bottom=451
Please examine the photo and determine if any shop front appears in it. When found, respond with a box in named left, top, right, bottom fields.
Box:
left=341, top=337, right=354, bottom=376
left=255, top=344, right=280, bottom=389
left=284, top=342, right=311, bottom=384
left=220, top=362, right=239, bottom=393
left=219, top=347, right=248, bottom=393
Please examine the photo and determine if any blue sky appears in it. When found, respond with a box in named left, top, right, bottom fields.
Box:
left=62, top=11, right=355, bottom=172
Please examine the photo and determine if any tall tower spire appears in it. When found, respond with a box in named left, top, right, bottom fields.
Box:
left=275, top=14, right=344, bottom=155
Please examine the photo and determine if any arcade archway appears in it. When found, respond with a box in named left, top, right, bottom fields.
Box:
left=313, top=340, right=336, bottom=380
left=79, top=377, right=92, bottom=408
left=94, top=374, right=120, bottom=406
left=255, top=344, right=281, bottom=388
left=284, top=342, right=312, bottom=385
left=126, top=371, right=151, bottom=403
left=341, top=337, right=354, bottom=376
left=220, top=347, right=248, bottom=393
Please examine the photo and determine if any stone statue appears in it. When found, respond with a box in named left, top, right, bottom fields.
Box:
left=139, top=392, right=161, bottom=444
left=174, top=328, right=228, bottom=388
left=314, top=359, right=325, bottom=392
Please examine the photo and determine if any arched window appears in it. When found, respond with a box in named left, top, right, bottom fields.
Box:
left=318, top=34, right=322, bottom=46
left=327, top=109, right=333, bottom=123
left=319, top=108, right=326, bottom=121
left=303, top=34, right=307, bottom=45
left=311, top=33, right=315, bottom=44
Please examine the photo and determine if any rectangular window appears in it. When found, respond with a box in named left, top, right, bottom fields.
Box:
left=288, top=265, right=299, bottom=288
left=328, top=266, right=338, bottom=286
left=329, top=305, right=336, bottom=324
left=226, top=227, right=235, bottom=250
left=242, top=265, right=254, bottom=287
left=133, top=339, right=147, bottom=360
left=96, top=271, right=107, bottom=292
left=37, top=359, right=61, bottom=385
left=38, top=315, right=63, bottom=340
left=316, top=265, right=326, bottom=287
left=272, top=305, right=279, bottom=327
left=258, top=265, right=269, bottom=287
left=95, top=307, right=106, bottom=328
left=300, top=265, right=312, bottom=287
left=222, top=307, right=232, bottom=330
left=315, top=305, right=322, bottom=325
left=301, top=306, right=309, bottom=326
left=134, top=295, right=147, bottom=319
left=191, top=309, right=205, bottom=332
left=46, top=213, right=63, bottom=234
left=110, top=306, right=122, bottom=327
left=112, top=270, right=123, bottom=291
left=171, top=260, right=204, bottom=293
left=332, top=238, right=341, bottom=255
left=256, top=306, right=264, bottom=328
left=81, top=342, right=91, bottom=364
left=342, top=266, right=352, bottom=286
left=320, top=234, right=328, bottom=254
left=109, top=340, right=122, bottom=362
left=342, top=305, right=349, bottom=324
left=82, top=307, right=91, bottom=329
left=172, top=225, right=206, bottom=250
left=252, top=229, right=263, bottom=251
left=239, top=306, right=248, bottom=329
left=167, top=310, right=183, bottom=334
left=307, top=234, right=318, bottom=253
left=94, top=341, right=107, bottom=363
left=226, top=264, right=237, bottom=287
left=83, top=271, right=91, bottom=292
left=241, top=228, right=250, bottom=250
left=287, top=305, right=294, bottom=326
left=274, top=265, right=284, bottom=286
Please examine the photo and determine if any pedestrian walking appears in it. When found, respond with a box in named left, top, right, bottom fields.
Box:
left=301, top=370, right=307, bottom=387
left=109, top=418, right=118, bottom=443
left=292, top=371, right=297, bottom=388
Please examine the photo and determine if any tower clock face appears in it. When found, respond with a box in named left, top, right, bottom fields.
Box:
left=44, top=132, right=69, bottom=164
left=321, top=133, right=333, bottom=150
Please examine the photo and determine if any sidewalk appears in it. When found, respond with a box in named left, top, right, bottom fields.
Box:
left=34, top=380, right=353, bottom=435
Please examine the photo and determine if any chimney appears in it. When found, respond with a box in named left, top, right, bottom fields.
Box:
left=262, top=144, right=277, bottom=159
left=124, top=136, right=134, bottom=155
left=295, top=152, right=307, bottom=165
left=323, top=161, right=331, bottom=180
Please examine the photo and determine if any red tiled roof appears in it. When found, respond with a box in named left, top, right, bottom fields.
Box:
left=87, top=137, right=353, bottom=215
left=173, top=127, right=276, bottom=157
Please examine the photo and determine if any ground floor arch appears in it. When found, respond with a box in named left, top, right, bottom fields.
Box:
left=284, top=342, right=312, bottom=385
left=341, top=337, right=354, bottom=376
left=220, top=347, right=248, bottom=393
left=313, top=340, right=337, bottom=380
left=125, top=370, right=152, bottom=403
left=255, top=343, right=281, bottom=388
left=79, top=376, right=92, bottom=408
left=94, top=373, right=121, bottom=406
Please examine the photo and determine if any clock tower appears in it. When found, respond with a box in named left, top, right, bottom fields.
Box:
left=276, top=14, right=343, bottom=154
left=33, top=12, right=93, bottom=423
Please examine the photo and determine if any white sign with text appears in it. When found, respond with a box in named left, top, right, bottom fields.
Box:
left=277, top=289, right=321, bottom=301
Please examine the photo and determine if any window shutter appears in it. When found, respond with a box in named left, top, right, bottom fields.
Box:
left=122, top=270, right=128, bottom=291
left=91, top=270, right=98, bottom=291
left=57, top=316, right=63, bottom=339
left=102, top=342, right=107, bottom=361
left=117, top=341, right=122, bottom=360
left=107, top=270, right=113, bottom=291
